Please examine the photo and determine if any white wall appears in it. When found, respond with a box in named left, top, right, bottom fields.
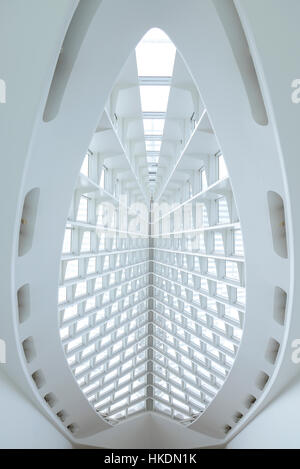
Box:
left=227, top=375, right=300, bottom=449
left=0, top=370, right=72, bottom=449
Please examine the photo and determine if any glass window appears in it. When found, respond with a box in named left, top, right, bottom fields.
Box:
left=200, top=168, right=208, bottom=191
left=139, top=86, right=170, bottom=113
left=217, top=154, right=228, bottom=180
left=234, top=230, right=244, bottom=256
left=136, top=28, right=176, bottom=77
left=99, top=166, right=107, bottom=189
left=65, top=260, right=78, bottom=280
left=143, top=119, right=165, bottom=135
left=62, top=228, right=72, bottom=253
left=81, top=153, right=89, bottom=177
left=217, top=197, right=230, bottom=224
left=77, top=197, right=88, bottom=222
left=146, top=140, right=162, bottom=152
left=81, top=231, right=91, bottom=252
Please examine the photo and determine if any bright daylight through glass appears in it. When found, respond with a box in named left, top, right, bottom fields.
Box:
left=136, top=29, right=176, bottom=187
left=58, top=28, right=245, bottom=427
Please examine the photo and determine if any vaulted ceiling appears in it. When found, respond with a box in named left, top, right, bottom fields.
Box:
left=58, top=29, right=245, bottom=426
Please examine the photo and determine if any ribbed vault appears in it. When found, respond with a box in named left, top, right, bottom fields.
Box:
left=58, top=29, right=245, bottom=426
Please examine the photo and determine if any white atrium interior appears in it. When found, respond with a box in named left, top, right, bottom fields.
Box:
left=1, top=0, right=300, bottom=450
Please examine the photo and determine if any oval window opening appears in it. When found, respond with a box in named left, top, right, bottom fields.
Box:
left=58, top=28, right=245, bottom=426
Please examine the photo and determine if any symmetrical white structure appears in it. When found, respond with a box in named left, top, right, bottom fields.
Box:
left=1, top=0, right=300, bottom=450
left=58, top=36, right=245, bottom=425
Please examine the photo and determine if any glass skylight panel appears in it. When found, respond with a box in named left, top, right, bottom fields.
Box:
left=145, top=140, right=162, bottom=152
left=58, top=29, right=245, bottom=430
left=139, top=86, right=170, bottom=113
left=226, top=261, right=240, bottom=281
left=81, top=153, right=89, bottom=177
left=217, top=197, right=230, bottom=224
left=87, top=257, right=96, bottom=274
left=65, top=260, right=78, bottom=280
left=147, top=155, right=159, bottom=164
left=214, top=232, right=224, bottom=254
left=62, top=228, right=71, bottom=253
left=81, top=231, right=91, bottom=252
left=234, top=230, right=244, bottom=256
left=236, top=287, right=246, bottom=305
left=77, top=197, right=88, bottom=222
left=99, top=166, right=106, bottom=189
left=136, top=28, right=176, bottom=77
left=75, top=281, right=87, bottom=298
left=58, top=287, right=67, bottom=304
left=218, top=154, right=228, bottom=180
left=200, top=167, right=208, bottom=191
left=143, top=119, right=165, bottom=135
left=136, top=29, right=177, bottom=192
left=216, top=282, right=228, bottom=299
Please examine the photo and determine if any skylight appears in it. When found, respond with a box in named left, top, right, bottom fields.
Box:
left=147, top=156, right=159, bottom=164
left=135, top=28, right=176, bottom=76
left=57, top=29, right=245, bottom=430
left=145, top=141, right=162, bottom=152
left=143, top=119, right=165, bottom=135
left=136, top=28, right=176, bottom=186
left=139, top=86, right=170, bottom=113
